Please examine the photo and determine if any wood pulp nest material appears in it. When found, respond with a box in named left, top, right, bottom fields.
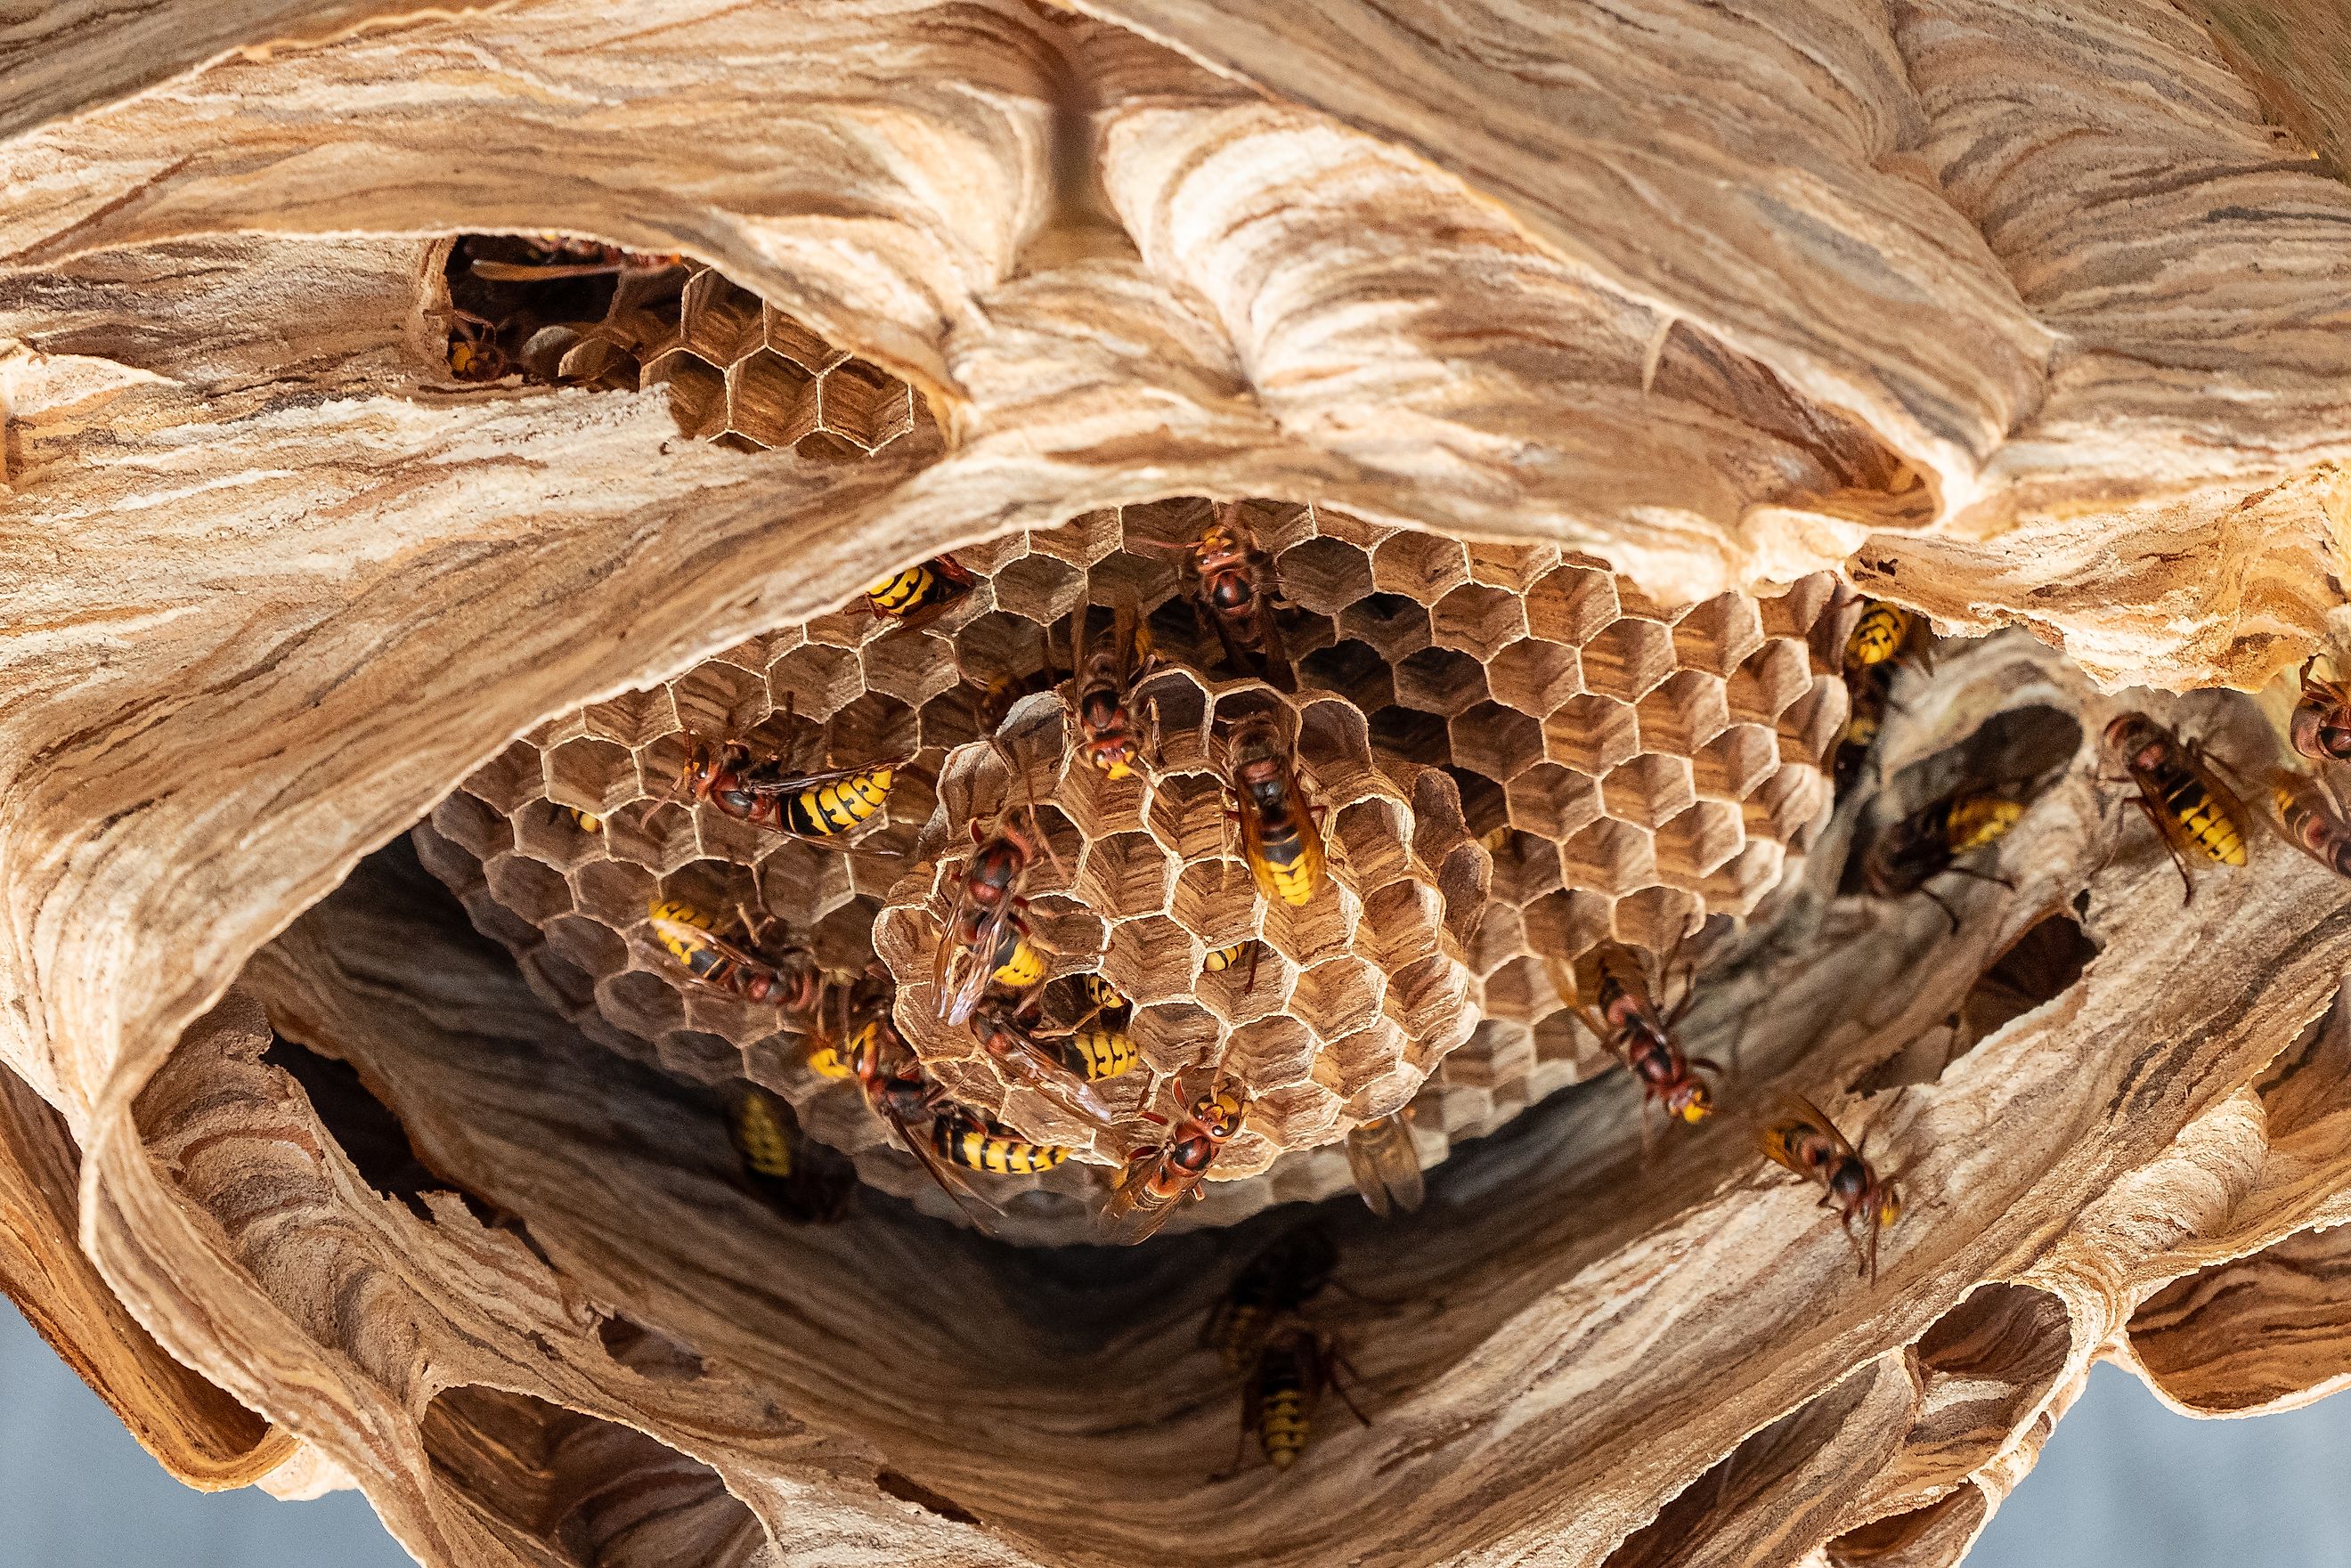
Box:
left=3, top=3, right=2351, bottom=1566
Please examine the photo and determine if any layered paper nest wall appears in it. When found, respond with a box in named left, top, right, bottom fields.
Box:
left=4, top=3, right=2351, bottom=1566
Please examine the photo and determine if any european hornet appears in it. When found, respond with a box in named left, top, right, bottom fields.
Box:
left=1150, top=503, right=1293, bottom=687
left=2290, top=657, right=2351, bottom=763
left=966, top=649, right=1058, bottom=740
left=1343, top=1111, right=1426, bottom=1218
left=439, top=306, right=510, bottom=382
left=1069, top=596, right=1159, bottom=781
left=2270, top=770, right=2351, bottom=880
left=1217, top=1316, right=1370, bottom=1476
left=812, top=976, right=1000, bottom=1226
left=1843, top=597, right=1929, bottom=672
left=726, top=1084, right=854, bottom=1223
left=1226, top=712, right=1328, bottom=911
left=1861, top=781, right=2028, bottom=930
left=1102, top=1081, right=1250, bottom=1245
left=1557, top=939, right=1720, bottom=1136
left=557, top=803, right=604, bottom=833
left=1049, top=977, right=1138, bottom=1082
left=931, top=1107, right=1070, bottom=1177
left=933, top=806, right=1062, bottom=1026
left=646, top=898, right=826, bottom=1020
left=1201, top=941, right=1254, bottom=975
left=2101, top=713, right=2249, bottom=901
left=675, top=697, right=907, bottom=849
left=1203, top=1223, right=1338, bottom=1369
left=964, top=994, right=1121, bottom=1133
left=866, top=554, right=976, bottom=632
left=1759, top=1093, right=1904, bottom=1283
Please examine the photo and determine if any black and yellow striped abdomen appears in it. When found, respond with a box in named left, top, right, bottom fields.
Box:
left=2160, top=769, right=2249, bottom=865
left=1844, top=602, right=1915, bottom=668
left=1258, top=1372, right=1310, bottom=1468
left=989, top=933, right=1046, bottom=989
left=932, top=1116, right=1068, bottom=1176
left=783, top=767, right=893, bottom=837
left=1202, top=942, right=1249, bottom=973
left=732, top=1093, right=795, bottom=1180
left=866, top=563, right=938, bottom=617
left=1253, top=829, right=1321, bottom=908
left=1944, top=790, right=2023, bottom=855
left=648, top=899, right=723, bottom=980
left=1060, top=1025, right=1137, bottom=1082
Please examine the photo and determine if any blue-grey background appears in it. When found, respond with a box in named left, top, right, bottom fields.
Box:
left=5, top=1297, right=2349, bottom=1564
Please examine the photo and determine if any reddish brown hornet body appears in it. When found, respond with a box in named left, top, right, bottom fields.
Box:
left=2273, top=772, right=2351, bottom=879
left=1760, top=1093, right=1904, bottom=1282
left=1102, top=1085, right=1249, bottom=1245
left=2292, top=658, right=2351, bottom=763
left=647, top=899, right=826, bottom=1017
left=1572, top=940, right=1717, bottom=1126
left=964, top=995, right=1119, bottom=1131
left=1190, top=506, right=1291, bottom=685
left=934, top=820, right=1049, bottom=1025
left=1070, top=597, right=1157, bottom=780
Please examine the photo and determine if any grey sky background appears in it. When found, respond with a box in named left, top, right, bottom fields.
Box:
left=4, top=1300, right=2347, bottom=1565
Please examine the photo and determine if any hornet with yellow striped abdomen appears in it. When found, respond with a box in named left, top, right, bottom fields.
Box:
left=676, top=696, right=907, bottom=849
left=931, top=1108, right=1070, bottom=1177
left=935, top=808, right=1062, bottom=1027
left=1217, top=1315, right=1369, bottom=1477
left=1041, top=975, right=1137, bottom=1083
left=727, top=1084, right=854, bottom=1223
left=1553, top=938, right=1719, bottom=1142
left=1861, top=780, right=2030, bottom=931
left=865, top=553, right=975, bottom=631
left=1843, top=597, right=1930, bottom=672
left=1225, top=712, right=1327, bottom=911
left=2103, top=713, right=2249, bottom=902
left=647, top=898, right=827, bottom=1020
left=964, top=994, right=1121, bottom=1134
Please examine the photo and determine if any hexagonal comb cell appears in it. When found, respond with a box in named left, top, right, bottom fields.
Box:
left=415, top=500, right=1844, bottom=1242
left=431, top=239, right=922, bottom=459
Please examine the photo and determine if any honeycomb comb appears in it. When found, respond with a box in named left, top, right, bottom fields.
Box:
left=416, top=496, right=1848, bottom=1241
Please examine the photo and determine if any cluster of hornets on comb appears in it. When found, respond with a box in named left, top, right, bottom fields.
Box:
left=635, top=504, right=1426, bottom=1258
left=594, top=516, right=2351, bottom=1480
